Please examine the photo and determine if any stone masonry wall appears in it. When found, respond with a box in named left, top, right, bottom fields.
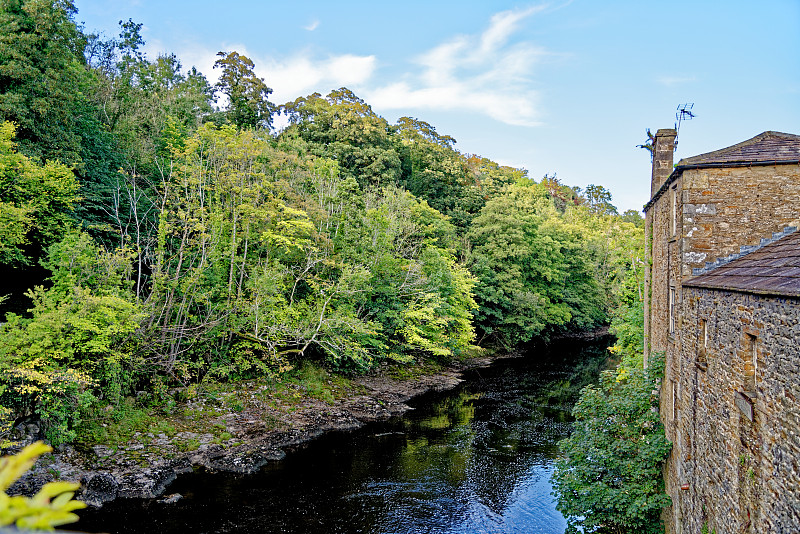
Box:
left=680, top=165, right=800, bottom=277
left=647, top=177, right=679, bottom=356
left=670, top=287, right=800, bottom=534
left=647, top=161, right=800, bottom=534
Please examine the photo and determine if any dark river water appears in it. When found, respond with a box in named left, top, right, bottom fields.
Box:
left=75, top=337, right=611, bottom=534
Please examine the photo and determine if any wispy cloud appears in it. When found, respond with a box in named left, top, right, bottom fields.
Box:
left=366, top=5, right=550, bottom=126
left=166, top=5, right=551, bottom=127
left=304, top=20, right=319, bottom=31
left=657, top=75, right=697, bottom=86
left=261, top=53, right=376, bottom=104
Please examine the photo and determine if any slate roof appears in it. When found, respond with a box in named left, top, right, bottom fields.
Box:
left=684, top=228, right=800, bottom=297
left=677, top=131, right=800, bottom=167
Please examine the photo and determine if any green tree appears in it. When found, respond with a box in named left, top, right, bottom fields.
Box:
left=621, top=209, right=644, bottom=228
left=214, top=51, right=274, bottom=130
left=80, top=20, right=215, bottom=246
left=553, top=352, right=671, bottom=534
left=562, top=205, right=644, bottom=313
left=539, top=173, right=583, bottom=213
left=0, top=0, right=86, bottom=164
left=395, top=118, right=523, bottom=232
left=0, top=230, right=143, bottom=443
left=395, top=117, right=464, bottom=219
left=0, top=122, right=80, bottom=266
left=468, top=184, right=604, bottom=346
left=584, top=184, right=619, bottom=216
left=281, top=88, right=401, bottom=188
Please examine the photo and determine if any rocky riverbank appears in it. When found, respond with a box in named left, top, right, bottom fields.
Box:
left=8, top=352, right=523, bottom=508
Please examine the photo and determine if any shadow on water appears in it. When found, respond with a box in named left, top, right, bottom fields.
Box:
left=76, top=336, right=613, bottom=534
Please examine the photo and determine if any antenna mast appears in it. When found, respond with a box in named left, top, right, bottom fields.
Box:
left=674, top=103, right=695, bottom=148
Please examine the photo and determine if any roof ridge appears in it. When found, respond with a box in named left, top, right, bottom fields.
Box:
left=677, top=131, right=800, bottom=166
left=691, top=226, right=798, bottom=276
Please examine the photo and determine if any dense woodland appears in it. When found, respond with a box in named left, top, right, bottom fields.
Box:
left=0, top=1, right=645, bottom=446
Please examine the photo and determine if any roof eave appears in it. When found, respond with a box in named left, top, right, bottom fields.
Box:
left=681, top=281, right=800, bottom=299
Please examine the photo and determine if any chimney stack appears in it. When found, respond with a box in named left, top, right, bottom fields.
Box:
left=651, top=128, right=677, bottom=196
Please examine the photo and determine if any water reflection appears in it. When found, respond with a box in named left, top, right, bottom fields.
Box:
left=76, top=337, right=610, bottom=534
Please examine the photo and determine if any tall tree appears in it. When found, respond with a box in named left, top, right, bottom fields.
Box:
left=214, top=51, right=274, bottom=130
left=468, top=184, right=605, bottom=346
left=0, top=122, right=79, bottom=266
left=584, top=184, right=618, bottom=216
left=395, top=117, right=471, bottom=227
left=0, top=0, right=88, bottom=164
left=80, top=20, right=215, bottom=247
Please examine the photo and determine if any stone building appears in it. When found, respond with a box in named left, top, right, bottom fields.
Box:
left=643, top=130, right=800, bottom=533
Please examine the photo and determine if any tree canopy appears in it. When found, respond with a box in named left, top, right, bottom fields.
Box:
left=214, top=51, right=274, bottom=130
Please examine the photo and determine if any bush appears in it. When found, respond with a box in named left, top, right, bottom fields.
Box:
left=552, top=352, right=671, bottom=534
left=0, top=232, right=143, bottom=445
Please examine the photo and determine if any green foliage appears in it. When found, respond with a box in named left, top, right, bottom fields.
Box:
left=395, top=119, right=522, bottom=232
left=552, top=352, right=671, bottom=534
left=0, top=231, right=142, bottom=444
left=621, top=209, right=644, bottom=228
left=637, top=128, right=656, bottom=156
left=584, top=184, right=619, bottom=216
left=176, top=437, right=200, bottom=452
left=79, top=18, right=214, bottom=247
left=214, top=51, right=274, bottom=130
left=282, top=361, right=348, bottom=404
left=468, top=184, right=606, bottom=346
left=539, top=173, right=584, bottom=213
left=0, top=0, right=87, bottom=164
left=0, top=441, right=86, bottom=530
left=76, top=397, right=159, bottom=447
left=0, top=122, right=80, bottom=266
left=0, top=5, right=646, bottom=448
left=282, top=88, right=401, bottom=188
left=0, top=1, right=138, bottom=252
left=604, top=217, right=646, bottom=360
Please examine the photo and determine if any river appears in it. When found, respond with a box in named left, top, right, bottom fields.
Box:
left=75, top=336, right=611, bottom=534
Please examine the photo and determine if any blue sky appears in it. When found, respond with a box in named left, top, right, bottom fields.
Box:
left=74, top=1, right=800, bottom=213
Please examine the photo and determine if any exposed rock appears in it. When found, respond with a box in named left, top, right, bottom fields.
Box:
left=116, top=468, right=177, bottom=499
left=80, top=472, right=119, bottom=507
left=7, top=418, right=42, bottom=449
left=158, top=493, right=183, bottom=504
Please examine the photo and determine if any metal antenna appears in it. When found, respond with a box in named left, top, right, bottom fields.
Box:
left=674, top=103, right=695, bottom=148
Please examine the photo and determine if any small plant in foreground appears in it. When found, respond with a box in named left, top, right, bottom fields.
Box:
left=0, top=442, right=86, bottom=530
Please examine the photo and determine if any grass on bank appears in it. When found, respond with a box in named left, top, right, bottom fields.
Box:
left=71, top=357, right=451, bottom=450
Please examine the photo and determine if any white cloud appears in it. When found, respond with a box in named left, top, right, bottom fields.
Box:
left=479, top=5, right=547, bottom=58
left=304, top=20, right=320, bottom=31
left=260, top=53, right=377, bottom=104
left=365, top=5, right=549, bottom=126
left=657, top=75, right=697, bottom=86
left=167, top=43, right=377, bottom=106
left=160, top=5, right=551, bottom=126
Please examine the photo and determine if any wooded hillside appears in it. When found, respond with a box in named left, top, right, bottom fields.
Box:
left=0, top=1, right=644, bottom=445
